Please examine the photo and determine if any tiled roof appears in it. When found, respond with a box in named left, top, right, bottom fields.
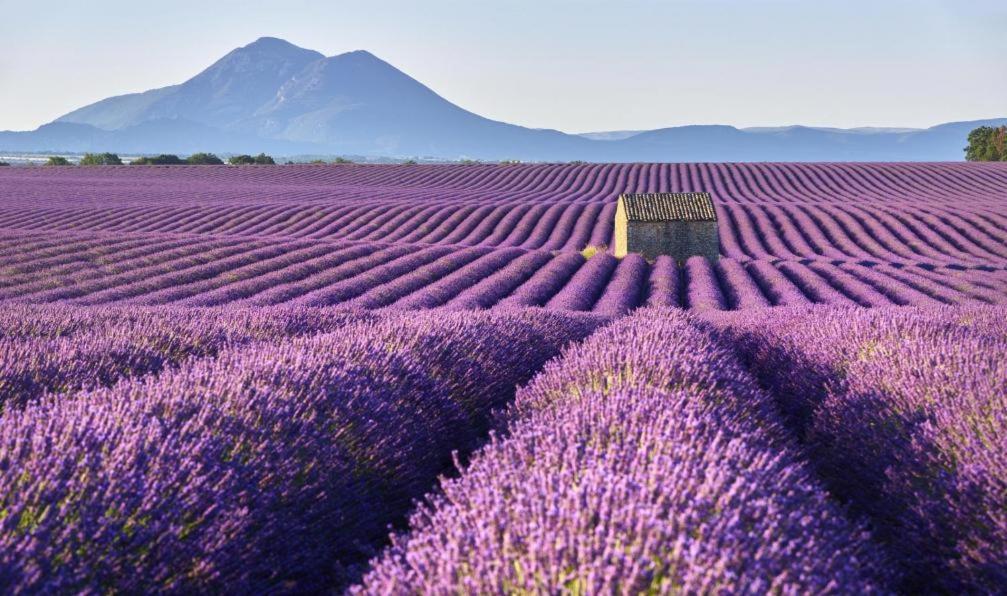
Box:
left=619, top=192, right=717, bottom=222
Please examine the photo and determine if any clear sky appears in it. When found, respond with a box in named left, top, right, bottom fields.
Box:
left=1, top=0, right=1004, bottom=133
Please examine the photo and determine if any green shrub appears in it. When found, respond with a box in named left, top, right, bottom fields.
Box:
left=332, top=157, right=353, bottom=164
left=580, top=244, right=607, bottom=259
left=186, top=152, right=224, bottom=165
left=0, top=162, right=10, bottom=167
left=227, top=153, right=275, bottom=165
left=79, top=152, right=122, bottom=166
left=402, top=159, right=417, bottom=165
left=45, top=156, right=71, bottom=166
left=131, top=154, right=184, bottom=165
left=228, top=154, right=256, bottom=165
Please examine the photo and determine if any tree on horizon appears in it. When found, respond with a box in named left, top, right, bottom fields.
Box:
left=186, top=153, right=224, bottom=165
left=965, top=126, right=1007, bottom=161
left=80, top=152, right=123, bottom=166
left=131, top=154, right=185, bottom=165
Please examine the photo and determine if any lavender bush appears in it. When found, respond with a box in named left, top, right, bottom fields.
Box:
left=0, top=303, right=368, bottom=411
left=707, top=305, right=1007, bottom=591
left=0, top=308, right=605, bottom=592
left=357, top=308, right=889, bottom=593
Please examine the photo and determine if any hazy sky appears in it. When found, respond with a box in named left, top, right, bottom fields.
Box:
left=1, top=0, right=1004, bottom=132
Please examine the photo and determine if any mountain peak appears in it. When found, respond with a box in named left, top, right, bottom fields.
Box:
left=250, top=36, right=290, bottom=45
left=338, top=49, right=378, bottom=59
left=241, top=36, right=312, bottom=55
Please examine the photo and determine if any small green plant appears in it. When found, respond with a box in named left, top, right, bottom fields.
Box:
left=499, top=159, right=521, bottom=165
left=45, top=156, right=71, bottom=166
left=332, top=157, right=354, bottom=164
left=459, top=159, right=481, bottom=165
left=186, top=153, right=224, bottom=165
left=0, top=161, right=10, bottom=167
left=79, top=152, right=122, bottom=166
left=309, top=159, right=327, bottom=165
left=253, top=153, right=276, bottom=165
left=580, top=244, right=607, bottom=259
left=402, top=159, right=417, bottom=165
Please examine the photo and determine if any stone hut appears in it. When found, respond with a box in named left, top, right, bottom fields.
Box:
left=613, top=192, right=719, bottom=262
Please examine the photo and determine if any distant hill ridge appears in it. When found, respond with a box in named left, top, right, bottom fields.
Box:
left=2, top=37, right=1004, bottom=161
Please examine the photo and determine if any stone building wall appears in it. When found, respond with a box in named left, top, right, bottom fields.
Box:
left=625, top=220, right=720, bottom=262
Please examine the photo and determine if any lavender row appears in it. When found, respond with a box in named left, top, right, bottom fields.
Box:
left=0, top=308, right=605, bottom=593
left=390, top=247, right=527, bottom=310
left=357, top=308, right=888, bottom=593
left=0, top=303, right=367, bottom=411
left=442, top=250, right=553, bottom=310
left=544, top=252, right=617, bottom=311
left=707, top=305, right=1007, bottom=592
left=591, top=253, right=648, bottom=315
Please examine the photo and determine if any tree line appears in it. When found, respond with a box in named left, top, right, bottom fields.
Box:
left=33, top=153, right=377, bottom=166
left=41, top=152, right=281, bottom=166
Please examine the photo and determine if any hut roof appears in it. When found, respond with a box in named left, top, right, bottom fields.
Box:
left=619, top=192, right=717, bottom=222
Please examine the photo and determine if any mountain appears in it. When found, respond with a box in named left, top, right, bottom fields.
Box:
left=24, top=37, right=587, bottom=160
left=610, top=120, right=1007, bottom=162
left=1, top=37, right=1003, bottom=161
left=58, top=37, right=324, bottom=131
left=240, top=48, right=588, bottom=158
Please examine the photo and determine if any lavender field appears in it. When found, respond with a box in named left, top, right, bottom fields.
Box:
left=2, top=162, right=1007, bottom=310
left=0, top=162, right=1005, bottom=592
